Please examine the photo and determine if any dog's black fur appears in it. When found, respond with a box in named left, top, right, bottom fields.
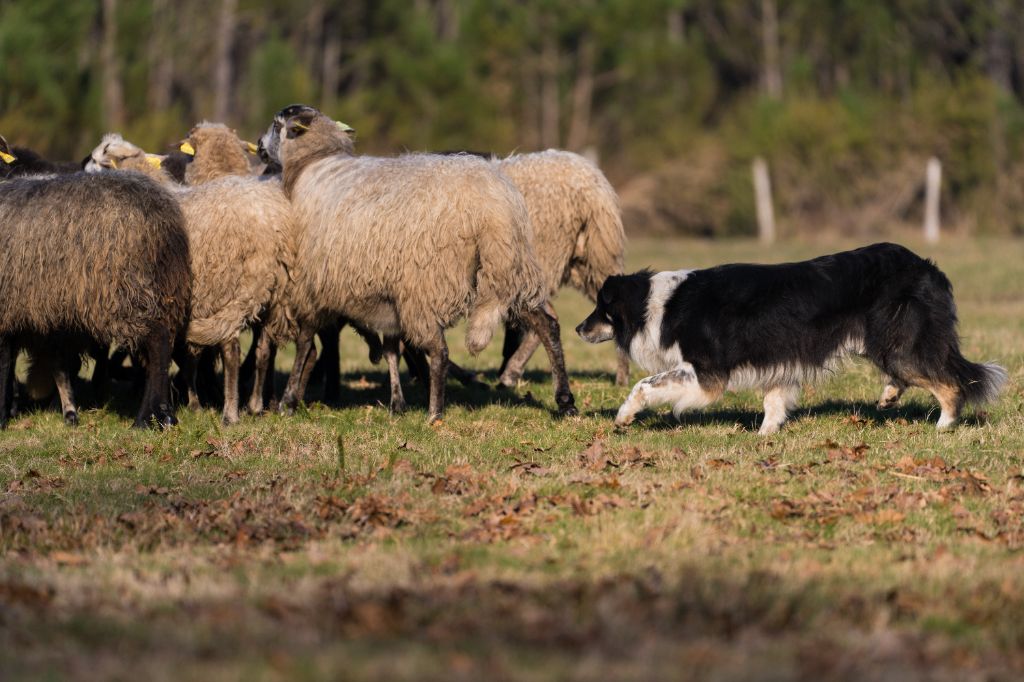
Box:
left=577, top=243, right=1007, bottom=432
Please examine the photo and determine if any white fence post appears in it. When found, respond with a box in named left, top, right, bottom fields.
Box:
left=924, top=157, right=941, bottom=244
left=752, top=157, right=775, bottom=244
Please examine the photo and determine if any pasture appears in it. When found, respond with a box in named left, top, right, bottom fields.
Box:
left=2, top=236, right=1022, bottom=681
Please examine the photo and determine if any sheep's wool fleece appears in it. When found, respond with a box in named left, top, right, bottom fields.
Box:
left=177, top=175, right=295, bottom=346
left=496, top=150, right=625, bottom=300
left=0, top=172, right=190, bottom=347
left=289, top=153, right=544, bottom=351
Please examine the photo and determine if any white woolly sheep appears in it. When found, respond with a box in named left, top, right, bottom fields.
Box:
left=259, top=104, right=576, bottom=422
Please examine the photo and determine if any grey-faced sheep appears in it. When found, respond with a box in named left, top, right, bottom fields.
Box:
left=260, top=104, right=576, bottom=422
left=87, top=125, right=295, bottom=424
left=0, top=169, right=190, bottom=428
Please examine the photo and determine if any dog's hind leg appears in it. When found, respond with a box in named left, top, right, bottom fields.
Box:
left=615, top=368, right=719, bottom=427
left=759, top=384, right=801, bottom=435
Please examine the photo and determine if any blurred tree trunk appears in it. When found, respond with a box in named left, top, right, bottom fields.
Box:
left=213, top=0, right=237, bottom=122
left=566, top=33, right=595, bottom=152
left=667, top=7, right=685, bottom=44
left=436, top=0, right=459, bottom=42
left=101, top=0, right=125, bottom=128
left=540, top=27, right=560, bottom=148
left=303, top=0, right=325, bottom=87
left=988, top=0, right=1012, bottom=92
left=147, top=0, right=173, bottom=112
left=760, top=0, right=782, bottom=99
left=321, top=14, right=342, bottom=111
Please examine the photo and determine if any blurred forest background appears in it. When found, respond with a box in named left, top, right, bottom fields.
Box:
left=2, top=0, right=1024, bottom=237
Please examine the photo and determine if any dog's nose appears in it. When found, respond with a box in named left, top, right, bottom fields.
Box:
left=575, top=322, right=585, bottom=337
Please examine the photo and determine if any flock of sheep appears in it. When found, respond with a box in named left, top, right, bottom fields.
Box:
left=0, top=104, right=627, bottom=429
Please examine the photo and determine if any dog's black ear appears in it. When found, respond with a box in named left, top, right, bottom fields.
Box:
left=598, top=275, right=626, bottom=306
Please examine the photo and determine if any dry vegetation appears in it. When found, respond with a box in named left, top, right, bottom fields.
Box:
left=2, top=237, right=1022, bottom=681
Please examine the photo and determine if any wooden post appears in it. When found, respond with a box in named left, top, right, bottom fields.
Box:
left=924, top=157, right=941, bottom=244
left=753, top=157, right=776, bottom=244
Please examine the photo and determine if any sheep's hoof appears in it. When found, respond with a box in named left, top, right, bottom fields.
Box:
left=877, top=398, right=899, bottom=410
left=246, top=404, right=264, bottom=417
left=63, top=411, right=79, bottom=427
left=222, top=413, right=239, bottom=426
left=559, top=405, right=579, bottom=418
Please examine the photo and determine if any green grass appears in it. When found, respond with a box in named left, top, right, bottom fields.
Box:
left=2, top=237, right=1023, bottom=681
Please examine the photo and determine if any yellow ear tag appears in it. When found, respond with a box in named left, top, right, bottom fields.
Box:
left=180, top=142, right=196, bottom=155
left=145, top=155, right=163, bottom=168
left=0, top=151, right=15, bottom=164
left=110, top=158, right=119, bottom=169
left=245, top=141, right=258, bottom=154
left=292, top=122, right=309, bottom=132
left=336, top=121, right=355, bottom=133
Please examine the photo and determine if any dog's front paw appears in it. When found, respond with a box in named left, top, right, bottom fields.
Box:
left=614, top=411, right=635, bottom=428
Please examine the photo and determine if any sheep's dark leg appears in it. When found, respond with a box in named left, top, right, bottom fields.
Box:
left=238, top=323, right=262, bottom=390
left=0, top=339, right=12, bottom=429
left=52, top=356, right=79, bottom=427
left=318, top=322, right=341, bottom=403
left=264, top=343, right=278, bottom=411
left=424, top=330, right=449, bottom=424
left=220, top=338, right=241, bottom=425
left=615, top=347, right=631, bottom=387
left=280, top=325, right=316, bottom=414
left=184, top=348, right=202, bottom=411
left=403, top=344, right=431, bottom=385
left=498, top=322, right=526, bottom=376
left=383, top=335, right=406, bottom=415
left=247, top=330, right=273, bottom=415
left=135, top=330, right=176, bottom=429
left=90, top=341, right=111, bottom=405
left=196, top=347, right=222, bottom=406
left=521, top=302, right=577, bottom=416
left=499, top=331, right=541, bottom=387
left=353, top=322, right=383, bottom=364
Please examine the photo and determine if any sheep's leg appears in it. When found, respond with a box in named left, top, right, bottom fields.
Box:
left=247, top=330, right=273, bottom=415
left=220, top=338, right=241, bottom=425
left=238, top=323, right=262, bottom=390
left=402, top=344, right=431, bottom=385
left=615, top=347, right=631, bottom=387
left=264, top=342, right=279, bottom=411
left=352, top=322, right=383, bottom=364
left=498, top=330, right=541, bottom=387
left=318, top=322, right=342, bottom=403
left=135, top=330, right=176, bottom=429
left=90, top=341, right=111, bottom=404
left=184, top=348, right=202, bottom=411
left=280, top=325, right=316, bottom=414
left=498, top=322, right=525, bottom=375
left=520, top=303, right=577, bottom=416
left=383, top=335, right=406, bottom=415
left=52, top=357, right=79, bottom=427
left=0, top=339, right=12, bottom=429
left=424, top=331, right=449, bottom=424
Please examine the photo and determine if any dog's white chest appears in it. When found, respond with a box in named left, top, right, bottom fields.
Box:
left=628, top=269, right=691, bottom=374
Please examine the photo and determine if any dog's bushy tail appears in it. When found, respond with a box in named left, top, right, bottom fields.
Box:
left=949, top=354, right=1008, bottom=405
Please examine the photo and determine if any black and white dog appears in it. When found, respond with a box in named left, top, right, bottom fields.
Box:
left=576, top=243, right=1007, bottom=434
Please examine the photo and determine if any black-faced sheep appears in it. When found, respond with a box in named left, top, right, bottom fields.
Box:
left=87, top=126, right=294, bottom=424
left=0, top=170, right=190, bottom=428
left=260, top=104, right=576, bottom=422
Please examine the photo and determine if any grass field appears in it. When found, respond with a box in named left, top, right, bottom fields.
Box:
left=2, top=236, right=1022, bottom=681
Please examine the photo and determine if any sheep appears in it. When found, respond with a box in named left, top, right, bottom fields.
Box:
left=0, top=169, right=191, bottom=428
left=0, top=136, right=113, bottom=419
left=259, top=104, right=577, bottom=422
left=87, top=125, right=295, bottom=424
left=488, top=150, right=629, bottom=387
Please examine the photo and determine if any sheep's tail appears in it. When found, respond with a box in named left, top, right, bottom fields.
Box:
left=465, top=190, right=545, bottom=355
left=24, top=350, right=54, bottom=402
left=570, top=164, right=626, bottom=301
left=949, top=355, right=1009, bottom=406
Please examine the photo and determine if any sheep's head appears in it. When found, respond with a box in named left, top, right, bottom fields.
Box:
left=85, top=134, right=165, bottom=178
left=179, top=121, right=255, bottom=184
left=261, top=104, right=355, bottom=170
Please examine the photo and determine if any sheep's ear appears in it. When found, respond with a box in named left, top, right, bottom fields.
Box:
left=285, top=113, right=316, bottom=139
left=336, top=121, right=355, bottom=135
left=0, top=135, right=14, bottom=164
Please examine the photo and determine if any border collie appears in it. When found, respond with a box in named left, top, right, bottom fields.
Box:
left=576, top=243, right=1007, bottom=434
